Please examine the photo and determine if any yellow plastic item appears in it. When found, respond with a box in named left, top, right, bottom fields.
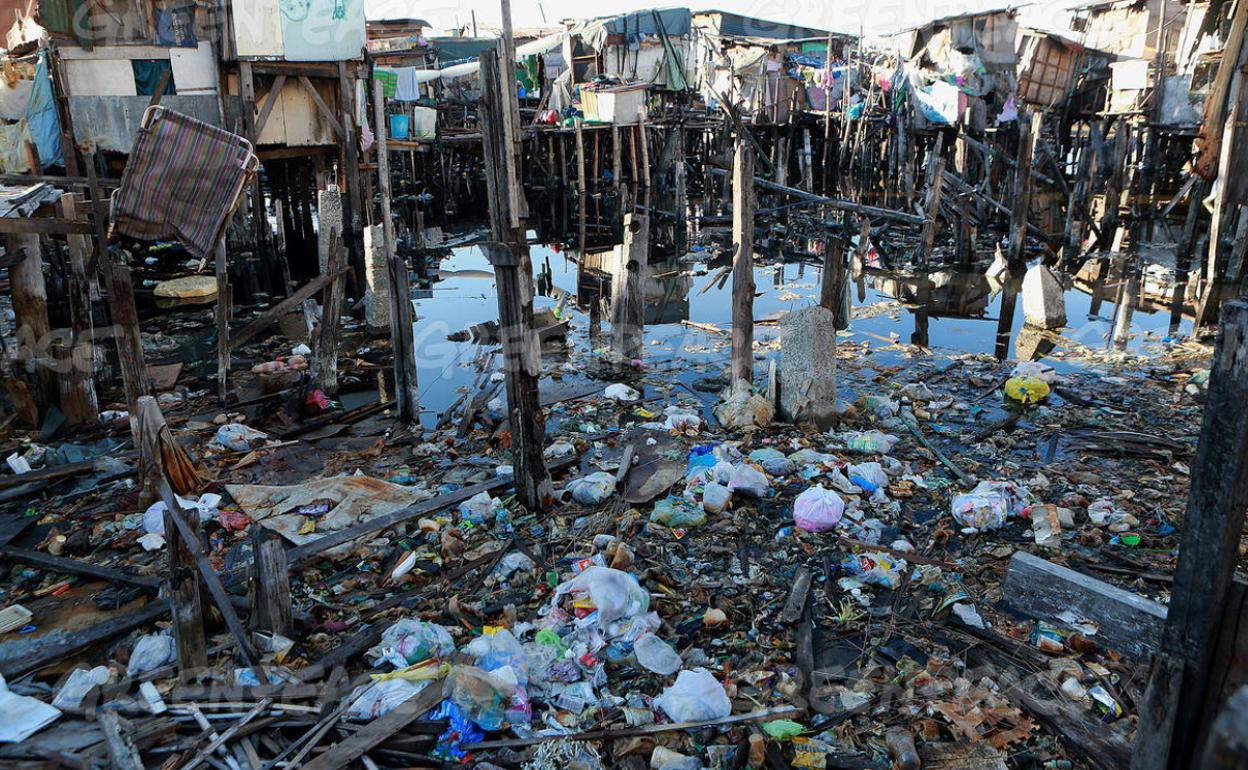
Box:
left=370, top=660, right=451, bottom=683
left=1004, top=376, right=1051, bottom=404
left=153, top=275, right=218, bottom=298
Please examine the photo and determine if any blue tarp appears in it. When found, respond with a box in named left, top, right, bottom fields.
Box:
left=26, top=52, right=63, bottom=169
left=599, top=8, right=691, bottom=43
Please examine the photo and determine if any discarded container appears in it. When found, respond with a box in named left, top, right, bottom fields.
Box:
left=653, top=668, right=731, bottom=722
left=634, top=633, right=682, bottom=675
left=793, top=485, right=845, bottom=532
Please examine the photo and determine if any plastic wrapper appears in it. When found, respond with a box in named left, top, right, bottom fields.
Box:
left=654, top=668, right=732, bottom=722
left=836, top=430, right=900, bottom=454
left=747, top=448, right=794, bottom=476
left=1011, top=361, right=1056, bottom=384
left=792, top=485, right=845, bottom=532
left=442, top=665, right=517, bottom=731
left=51, top=666, right=111, bottom=709
left=603, top=383, right=640, bottom=402
left=846, top=462, right=888, bottom=492
left=664, top=409, right=702, bottom=431
left=457, top=491, right=503, bottom=525
left=727, top=463, right=769, bottom=497
left=950, top=480, right=1030, bottom=530
left=551, top=566, right=650, bottom=628
left=212, top=423, right=269, bottom=451
left=633, top=633, right=682, bottom=675
left=127, top=633, right=176, bottom=677
left=1004, top=376, right=1051, bottom=404
left=566, top=472, right=617, bottom=504
left=840, top=551, right=906, bottom=589
left=369, top=619, right=456, bottom=669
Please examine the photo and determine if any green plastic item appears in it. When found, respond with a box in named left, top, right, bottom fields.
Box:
left=761, top=719, right=805, bottom=740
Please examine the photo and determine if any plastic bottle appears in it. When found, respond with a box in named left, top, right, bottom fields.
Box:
left=884, top=727, right=920, bottom=770
left=633, top=633, right=682, bottom=675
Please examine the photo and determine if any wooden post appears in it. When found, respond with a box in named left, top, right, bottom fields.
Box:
left=730, top=139, right=756, bottom=392
left=1061, top=138, right=1094, bottom=268
left=372, top=79, right=420, bottom=425
left=7, top=234, right=52, bottom=412
left=917, top=155, right=947, bottom=267
left=337, top=63, right=364, bottom=292
left=673, top=124, right=688, bottom=254
left=821, top=236, right=847, bottom=329
left=1198, top=686, right=1248, bottom=768
left=575, top=120, right=587, bottom=256
left=250, top=526, right=293, bottom=638
left=610, top=213, right=648, bottom=360
left=53, top=196, right=98, bottom=425
left=311, top=230, right=345, bottom=394
left=214, top=238, right=230, bottom=403
left=237, top=62, right=271, bottom=278
left=1132, top=300, right=1248, bottom=770
left=479, top=45, right=552, bottom=513
left=1008, top=112, right=1040, bottom=270
left=102, top=264, right=151, bottom=418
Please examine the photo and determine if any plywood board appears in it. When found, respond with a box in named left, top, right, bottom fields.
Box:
left=65, top=59, right=137, bottom=97
left=169, top=44, right=217, bottom=94
left=234, top=0, right=285, bottom=57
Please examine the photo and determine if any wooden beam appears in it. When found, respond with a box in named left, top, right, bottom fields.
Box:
left=250, top=526, right=293, bottom=638
left=1134, top=300, right=1248, bottom=770
left=297, top=75, right=344, bottom=139
left=299, top=678, right=444, bottom=770
left=57, top=193, right=98, bottom=426
left=252, top=74, right=286, bottom=140
left=310, top=229, right=345, bottom=394
left=0, top=546, right=160, bottom=590
left=0, top=217, right=94, bottom=235
left=1198, top=686, right=1248, bottom=768
left=228, top=266, right=349, bottom=349
left=1007, top=111, right=1041, bottom=270
left=1002, top=551, right=1166, bottom=660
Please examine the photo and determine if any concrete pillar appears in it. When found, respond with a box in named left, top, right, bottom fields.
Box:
left=779, top=304, right=838, bottom=428
left=317, top=186, right=343, bottom=273
left=1022, top=264, right=1067, bottom=330
left=363, top=224, right=390, bottom=330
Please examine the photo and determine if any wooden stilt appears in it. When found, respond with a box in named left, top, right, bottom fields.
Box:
left=1007, top=112, right=1041, bottom=270
left=214, top=238, right=230, bottom=403
left=7, top=234, right=51, bottom=415
left=479, top=44, right=552, bottom=513
left=730, top=139, right=756, bottom=392
left=610, top=213, right=648, bottom=360
left=311, top=230, right=345, bottom=394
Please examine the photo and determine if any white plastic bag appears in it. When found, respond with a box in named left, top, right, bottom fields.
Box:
left=727, top=464, right=768, bottom=498
left=127, top=633, right=176, bottom=677
left=467, top=628, right=529, bottom=685
left=347, top=678, right=432, bottom=719
left=604, top=383, right=641, bottom=402
left=212, top=423, right=269, bottom=451
left=52, top=666, right=111, bottom=709
left=634, top=633, right=682, bottom=675
left=551, top=566, right=649, bottom=627
left=702, top=482, right=731, bottom=514
left=654, top=668, right=731, bottom=722
left=566, top=472, right=617, bottom=504
left=950, top=481, right=1029, bottom=530
left=793, top=485, right=845, bottom=532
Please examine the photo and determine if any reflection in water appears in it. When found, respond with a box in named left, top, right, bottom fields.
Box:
left=405, top=233, right=1198, bottom=426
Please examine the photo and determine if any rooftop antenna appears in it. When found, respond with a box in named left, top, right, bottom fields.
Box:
left=539, top=2, right=547, bottom=23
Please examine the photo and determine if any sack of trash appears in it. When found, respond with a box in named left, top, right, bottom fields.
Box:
left=793, top=485, right=845, bottom=532
left=654, top=668, right=732, bottom=722
left=442, top=665, right=517, bottom=730
left=950, top=480, right=1030, bottom=530
left=212, top=423, right=269, bottom=452
left=127, top=633, right=176, bottom=677
left=604, top=383, right=640, bottom=402
left=567, top=472, right=617, bottom=504
left=841, top=552, right=906, bottom=589
left=466, top=627, right=529, bottom=685
left=368, top=619, right=456, bottom=669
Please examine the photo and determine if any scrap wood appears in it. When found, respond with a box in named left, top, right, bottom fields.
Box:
left=0, top=600, right=167, bottom=679
left=464, top=706, right=806, bottom=750
left=901, top=411, right=976, bottom=488
left=181, top=697, right=273, bottom=770
left=780, top=566, right=814, bottom=624
left=0, top=545, right=161, bottom=590
left=299, top=681, right=445, bottom=770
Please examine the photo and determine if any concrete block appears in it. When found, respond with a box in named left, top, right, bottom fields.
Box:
left=363, top=224, right=389, bottom=330
left=317, top=186, right=343, bottom=273
left=779, top=304, right=838, bottom=428
left=1022, top=264, right=1067, bottom=329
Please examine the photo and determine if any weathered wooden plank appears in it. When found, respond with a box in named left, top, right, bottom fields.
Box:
left=299, top=680, right=444, bottom=770
left=0, top=546, right=159, bottom=590
left=1002, top=551, right=1166, bottom=660
left=730, top=139, right=755, bottom=391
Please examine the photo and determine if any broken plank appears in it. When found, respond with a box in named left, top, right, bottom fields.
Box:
left=0, top=600, right=166, bottom=678
left=228, top=266, right=350, bottom=349
left=299, top=681, right=445, bottom=770
left=780, top=567, right=813, bottom=624
left=0, top=546, right=159, bottom=590
left=287, top=455, right=576, bottom=565
left=1002, top=551, right=1167, bottom=660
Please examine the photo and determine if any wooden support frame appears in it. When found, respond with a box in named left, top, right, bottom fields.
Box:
left=730, top=139, right=756, bottom=392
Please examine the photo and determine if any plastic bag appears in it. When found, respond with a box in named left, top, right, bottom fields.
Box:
left=652, top=746, right=702, bottom=770
left=442, top=665, right=516, bottom=730
left=458, top=491, right=503, bottom=525
left=702, top=482, right=731, bottom=514
left=1004, top=376, right=1051, bottom=404
left=793, top=486, right=845, bottom=532
left=127, top=633, right=176, bottom=677
left=142, top=493, right=220, bottom=534
left=654, top=668, right=731, bottom=722
left=604, top=383, right=640, bottom=402
left=837, top=430, right=900, bottom=454
left=634, top=633, right=682, bottom=675
left=52, top=666, right=111, bottom=709
left=841, top=551, right=906, bottom=588
left=664, top=410, right=702, bottom=432
left=551, top=566, right=650, bottom=627
left=727, top=464, right=769, bottom=498
left=846, top=462, right=888, bottom=493
left=950, top=481, right=1030, bottom=530
left=651, top=497, right=706, bottom=528
left=212, top=423, right=269, bottom=451
left=467, top=627, right=529, bottom=685
left=369, top=619, right=456, bottom=669
left=426, top=699, right=485, bottom=761
left=346, top=678, right=432, bottom=719
left=1011, top=361, right=1056, bottom=384
left=567, top=472, right=617, bottom=504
